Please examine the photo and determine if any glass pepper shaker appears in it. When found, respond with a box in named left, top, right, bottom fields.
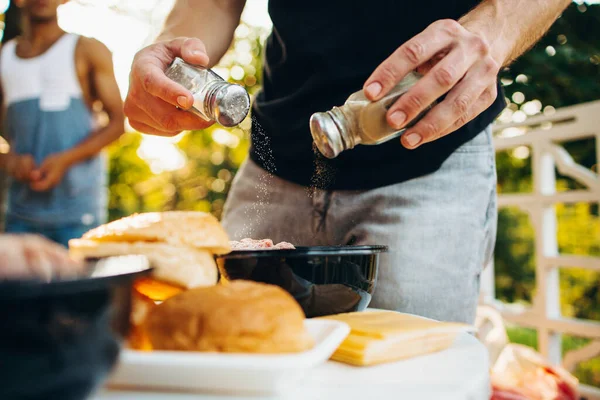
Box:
left=310, top=71, right=434, bottom=158
left=165, top=57, right=251, bottom=127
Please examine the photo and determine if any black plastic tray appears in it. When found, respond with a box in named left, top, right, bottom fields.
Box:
left=217, top=245, right=388, bottom=317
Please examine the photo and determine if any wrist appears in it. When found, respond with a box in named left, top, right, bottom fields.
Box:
left=58, top=150, right=80, bottom=167
left=0, top=152, right=14, bottom=170
left=459, top=5, right=514, bottom=67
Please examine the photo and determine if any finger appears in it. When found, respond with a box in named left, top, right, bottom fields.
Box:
left=124, top=100, right=187, bottom=136
left=174, top=37, right=210, bottom=66
left=439, top=87, right=498, bottom=137
left=363, top=19, right=459, bottom=101
left=386, top=43, right=480, bottom=131
left=399, top=59, right=497, bottom=148
left=44, top=244, right=83, bottom=277
left=124, top=101, right=174, bottom=134
left=134, top=94, right=212, bottom=133
left=30, top=169, right=42, bottom=181
left=29, top=176, right=54, bottom=192
left=23, top=238, right=55, bottom=281
left=128, top=119, right=176, bottom=137
left=415, top=50, right=448, bottom=75
left=131, top=60, right=193, bottom=110
left=133, top=38, right=208, bottom=110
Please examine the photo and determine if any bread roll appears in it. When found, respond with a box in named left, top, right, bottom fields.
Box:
left=145, top=281, right=314, bottom=354
left=69, top=239, right=218, bottom=290
left=81, top=211, right=231, bottom=255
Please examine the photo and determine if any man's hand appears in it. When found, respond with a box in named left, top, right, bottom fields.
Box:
left=364, top=19, right=500, bottom=150
left=124, top=37, right=214, bottom=136
left=0, top=234, right=83, bottom=281
left=29, top=152, right=72, bottom=192
left=4, top=153, right=37, bottom=182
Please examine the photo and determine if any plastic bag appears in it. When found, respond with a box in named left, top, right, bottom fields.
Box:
left=490, top=344, right=579, bottom=400
left=475, top=305, right=509, bottom=366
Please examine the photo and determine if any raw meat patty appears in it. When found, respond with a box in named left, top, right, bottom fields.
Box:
left=230, top=238, right=296, bottom=251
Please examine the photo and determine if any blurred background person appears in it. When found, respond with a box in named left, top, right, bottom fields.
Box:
left=0, top=0, right=124, bottom=247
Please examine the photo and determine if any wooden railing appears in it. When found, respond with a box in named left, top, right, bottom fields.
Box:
left=480, top=100, right=600, bottom=399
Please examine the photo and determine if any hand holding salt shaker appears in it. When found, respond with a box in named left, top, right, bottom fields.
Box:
left=310, top=72, right=435, bottom=158
left=165, top=58, right=250, bottom=128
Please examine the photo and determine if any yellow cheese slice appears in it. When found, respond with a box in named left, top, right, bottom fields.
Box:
left=321, top=311, right=470, bottom=339
left=320, top=311, right=473, bottom=366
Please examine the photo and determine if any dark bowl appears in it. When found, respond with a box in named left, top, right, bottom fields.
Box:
left=0, top=256, right=152, bottom=400
left=216, top=245, right=387, bottom=318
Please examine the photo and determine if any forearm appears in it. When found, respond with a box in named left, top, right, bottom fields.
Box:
left=0, top=152, right=10, bottom=170
left=62, top=120, right=124, bottom=166
left=156, top=0, right=246, bottom=67
left=459, top=0, right=571, bottom=66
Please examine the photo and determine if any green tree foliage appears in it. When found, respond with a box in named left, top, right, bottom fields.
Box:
left=106, top=24, right=266, bottom=221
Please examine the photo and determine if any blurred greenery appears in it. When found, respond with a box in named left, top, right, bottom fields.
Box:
left=105, top=23, right=266, bottom=221
left=0, top=0, right=598, bottom=389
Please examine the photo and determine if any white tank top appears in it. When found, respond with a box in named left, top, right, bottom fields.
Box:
left=0, top=33, right=105, bottom=226
left=0, top=33, right=83, bottom=111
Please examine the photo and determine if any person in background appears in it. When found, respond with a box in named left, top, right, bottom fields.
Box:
left=124, top=0, right=571, bottom=324
left=0, top=0, right=124, bottom=247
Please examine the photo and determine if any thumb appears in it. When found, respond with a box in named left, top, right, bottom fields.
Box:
left=30, top=169, right=42, bottom=181
left=176, top=37, right=210, bottom=67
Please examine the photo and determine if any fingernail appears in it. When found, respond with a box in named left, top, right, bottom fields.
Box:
left=191, top=50, right=206, bottom=59
left=365, top=82, right=382, bottom=98
left=389, top=111, right=407, bottom=128
left=177, top=96, right=189, bottom=109
left=405, top=133, right=422, bottom=147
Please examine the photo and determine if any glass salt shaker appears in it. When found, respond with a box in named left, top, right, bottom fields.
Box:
left=165, top=57, right=251, bottom=127
left=310, top=71, right=434, bottom=158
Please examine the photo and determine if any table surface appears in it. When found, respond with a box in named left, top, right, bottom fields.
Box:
left=93, top=333, right=491, bottom=400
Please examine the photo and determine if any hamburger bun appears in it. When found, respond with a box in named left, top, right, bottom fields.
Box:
left=69, top=211, right=230, bottom=302
left=81, top=211, right=231, bottom=254
left=69, top=239, right=218, bottom=291
left=144, top=281, right=314, bottom=354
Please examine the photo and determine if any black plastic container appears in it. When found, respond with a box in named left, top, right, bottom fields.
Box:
left=0, top=256, right=151, bottom=400
left=216, top=245, right=387, bottom=318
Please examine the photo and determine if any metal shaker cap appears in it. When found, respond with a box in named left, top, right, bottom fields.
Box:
left=213, top=84, right=251, bottom=127
left=310, top=112, right=344, bottom=159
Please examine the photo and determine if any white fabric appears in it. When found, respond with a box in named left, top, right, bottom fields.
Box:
left=0, top=33, right=82, bottom=109
left=94, top=333, right=490, bottom=400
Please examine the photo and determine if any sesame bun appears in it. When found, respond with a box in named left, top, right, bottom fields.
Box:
left=144, top=281, right=314, bottom=354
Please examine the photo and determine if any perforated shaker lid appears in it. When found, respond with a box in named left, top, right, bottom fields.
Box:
left=213, top=84, right=251, bottom=127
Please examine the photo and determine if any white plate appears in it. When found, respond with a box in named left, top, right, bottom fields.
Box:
left=107, top=319, right=350, bottom=395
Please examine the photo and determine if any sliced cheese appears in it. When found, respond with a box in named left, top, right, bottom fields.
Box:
left=320, top=311, right=473, bottom=366
left=133, top=277, right=184, bottom=302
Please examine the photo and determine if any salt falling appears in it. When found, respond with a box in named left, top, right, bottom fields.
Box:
left=240, top=116, right=277, bottom=237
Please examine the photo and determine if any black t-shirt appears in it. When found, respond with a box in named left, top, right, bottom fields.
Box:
left=250, top=1, right=506, bottom=190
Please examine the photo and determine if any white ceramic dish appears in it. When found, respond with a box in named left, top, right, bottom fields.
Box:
left=107, top=319, right=350, bottom=395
